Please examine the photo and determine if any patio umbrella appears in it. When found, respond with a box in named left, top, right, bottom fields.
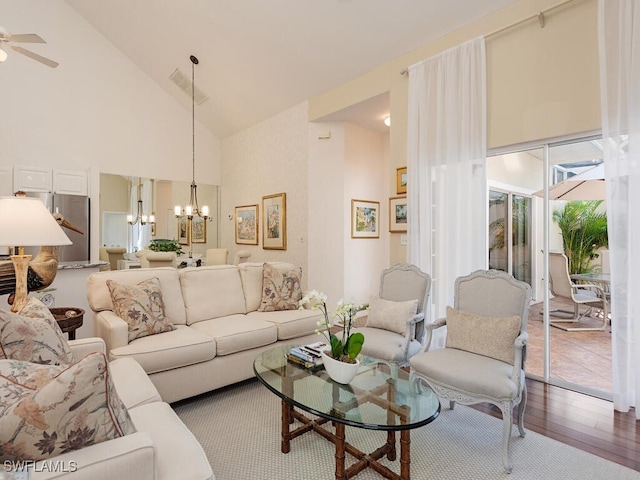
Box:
left=534, top=163, right=605, bottom=200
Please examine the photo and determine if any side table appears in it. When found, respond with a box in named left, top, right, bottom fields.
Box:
left=50, top=307, right=84, bottom=340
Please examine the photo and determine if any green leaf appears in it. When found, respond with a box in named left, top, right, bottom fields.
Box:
left=329, top=335, right=342, bottom=359
left=345, top=332, right=364, bottom=360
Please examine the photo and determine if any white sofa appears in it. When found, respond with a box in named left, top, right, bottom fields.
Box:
left=31, top=338, right=213, bottom=480
left=86, top=262, right=322, bottom=403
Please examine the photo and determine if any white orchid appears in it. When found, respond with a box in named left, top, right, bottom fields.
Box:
left=299, top=291, right=368, bottom=363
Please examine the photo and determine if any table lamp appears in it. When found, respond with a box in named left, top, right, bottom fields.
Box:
left=0, top=194, right=72, bottom=312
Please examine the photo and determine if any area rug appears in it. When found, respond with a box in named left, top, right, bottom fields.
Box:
left=173, top=379, right=640, bottom=480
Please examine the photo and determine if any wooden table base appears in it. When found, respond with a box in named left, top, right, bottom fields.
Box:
left=281, top=400, right=412, bottom=480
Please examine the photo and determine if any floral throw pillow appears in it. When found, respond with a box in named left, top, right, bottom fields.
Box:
left=0, top=352, right=136, bottom=462
left=107, top=277, right=176, bottom=342
left=258, top=263, right=303, bottom=312
left=0, top=297, right=73, bottom=365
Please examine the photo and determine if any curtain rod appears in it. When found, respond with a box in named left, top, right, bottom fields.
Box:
left=400, top=0, right=580, bottom=75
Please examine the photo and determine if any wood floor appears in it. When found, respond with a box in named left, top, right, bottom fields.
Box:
left=471, top=379, right=640, bottom=472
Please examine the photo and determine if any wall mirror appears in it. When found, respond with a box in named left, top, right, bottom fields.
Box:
left=99, top=173, right=219, bottom=260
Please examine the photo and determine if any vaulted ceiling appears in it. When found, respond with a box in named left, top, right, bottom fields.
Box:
left=65, top=0, right=519, bottom=138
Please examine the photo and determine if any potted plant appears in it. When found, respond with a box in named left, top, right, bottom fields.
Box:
left=299, top=290, right=368, bottom=384
left=148, top=239, right=184, bottom=256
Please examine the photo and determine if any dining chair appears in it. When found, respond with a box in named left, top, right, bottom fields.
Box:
left=206, top=248, right=229, bottom=265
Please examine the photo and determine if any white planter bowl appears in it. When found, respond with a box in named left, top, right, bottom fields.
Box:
left=321, top=350, right=360, bottom=384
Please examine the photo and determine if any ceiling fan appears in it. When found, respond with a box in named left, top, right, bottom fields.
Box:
left=0, top=26, right=59, bottom=68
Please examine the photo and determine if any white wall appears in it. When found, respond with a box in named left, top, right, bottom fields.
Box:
left=307, top=122, right=389, bottom=306
left=308, top=122, right=346, bottom=306
left=0, top=0, right=221, bottom=261
left=343, top=123, right=389, bottom=304
left=220, top=103, right=309, bottom=278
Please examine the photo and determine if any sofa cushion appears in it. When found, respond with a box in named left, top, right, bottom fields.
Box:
left=190, top=315, right=277, bottom=356
left=247, top=309, right=322, bottom=340
left=0, top=352, right=135, bottom=462
left=87, top=268, right=187, bottom=325
left=239, top=262, right=296, bottom=312
left=445, top=306, right=521, bottom=364
left=0, top=298, right=73, bottom=366
left=365, top=297, right=418, bottom=335
left=180, top=266, right=247, bottom=324
left=109, top=325, right=216, bottom=375
left=258, top=263, right=303, bottom=312
left=107, top=277, right=176, bottom=342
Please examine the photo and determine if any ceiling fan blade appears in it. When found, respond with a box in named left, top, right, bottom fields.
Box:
left=11, top=45, right=58, bottom=68
left=9, top=33, right=46, bottom=44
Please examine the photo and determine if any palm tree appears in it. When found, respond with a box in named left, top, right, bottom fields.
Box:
left=553, top=201, right=608, bottom=274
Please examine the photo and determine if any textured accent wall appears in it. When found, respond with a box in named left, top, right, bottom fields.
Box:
left=221, top=102, right=309, bottom=282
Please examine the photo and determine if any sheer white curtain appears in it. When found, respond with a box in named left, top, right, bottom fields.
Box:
left=598, top=0, right=640, bottom=418
left=407, top=37, right=487, bottom=342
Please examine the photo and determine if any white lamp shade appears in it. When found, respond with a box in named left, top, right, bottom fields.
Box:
left=0, top=196, right=72, bottom=247
left=0, top=47, right=7, bottom=62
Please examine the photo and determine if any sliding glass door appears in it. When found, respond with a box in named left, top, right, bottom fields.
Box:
left=488, top=191, right=531, bottom=285
left=487, top=135, right=611, bottom=399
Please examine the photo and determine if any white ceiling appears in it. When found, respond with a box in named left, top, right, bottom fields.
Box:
left=65, top=0, right=519, bottom=138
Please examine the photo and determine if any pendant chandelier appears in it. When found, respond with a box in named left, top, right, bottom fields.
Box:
left=175, top=54, right=209, bottom=221
left=128, top=178, right=154, bottom=226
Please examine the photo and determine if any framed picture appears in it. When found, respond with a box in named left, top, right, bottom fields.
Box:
left=191, top=216, right=206, bottom=243
left=396, top=166, right=407, bottom=194
left=262, top=192, right=287, bottom=250
left=389, top=196, right=407, bottom=232
left=178, top=216, right=189, bottom=245
left=351, top=199, right=380, bottom=238
left=235, top=204, right=259, bottom=245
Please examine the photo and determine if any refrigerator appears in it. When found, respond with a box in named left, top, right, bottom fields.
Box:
left=26, top=193, right=91, bottom=263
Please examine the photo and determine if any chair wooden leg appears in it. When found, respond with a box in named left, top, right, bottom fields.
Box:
left=517, top=385, right=527, bottom=438
left=500, top=402, right=514, bottom=474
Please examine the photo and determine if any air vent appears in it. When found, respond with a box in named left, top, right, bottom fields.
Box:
left=169, top=68, right=209, bottom=105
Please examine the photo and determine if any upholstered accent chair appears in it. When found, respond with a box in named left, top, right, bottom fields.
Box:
left=548, top=252, right=609, bottom=331
left=206, top=248, right=229, bottom=265
left=352, top=263, right=431, bottom=367
left=409, top=269, right=531, bottom=473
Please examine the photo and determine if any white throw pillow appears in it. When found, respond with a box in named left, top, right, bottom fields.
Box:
left=365, top=298, right=418, bottom=335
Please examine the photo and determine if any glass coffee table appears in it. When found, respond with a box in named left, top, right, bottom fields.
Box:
left=254, top=345, right=441, bottom=480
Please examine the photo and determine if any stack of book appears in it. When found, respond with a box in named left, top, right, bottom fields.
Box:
left=286, top=342, right=327, bottom=369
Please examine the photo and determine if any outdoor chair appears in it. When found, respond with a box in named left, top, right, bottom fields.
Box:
left=352, top=263, right=431, bottom=367
left=548, top=252, right=609, bottom=331
left=409, top=269, right=531, bottom=473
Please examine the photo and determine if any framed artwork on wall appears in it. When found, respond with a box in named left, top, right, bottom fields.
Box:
left=178, top=215, right=189, bottom=245
left=191, top=216, right=206, bottom=243
left=262, top=192, right=287, bottom=250
left=389, top=196, right=407, bottom=232
left=351, top=199, right=380, bottom=238
left=396, top=166, right=407, bottom=194
left=235, top=204, right=259, bottom=245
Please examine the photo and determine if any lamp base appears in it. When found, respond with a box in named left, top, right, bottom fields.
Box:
left=10, top=254, right=31, bottom=313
